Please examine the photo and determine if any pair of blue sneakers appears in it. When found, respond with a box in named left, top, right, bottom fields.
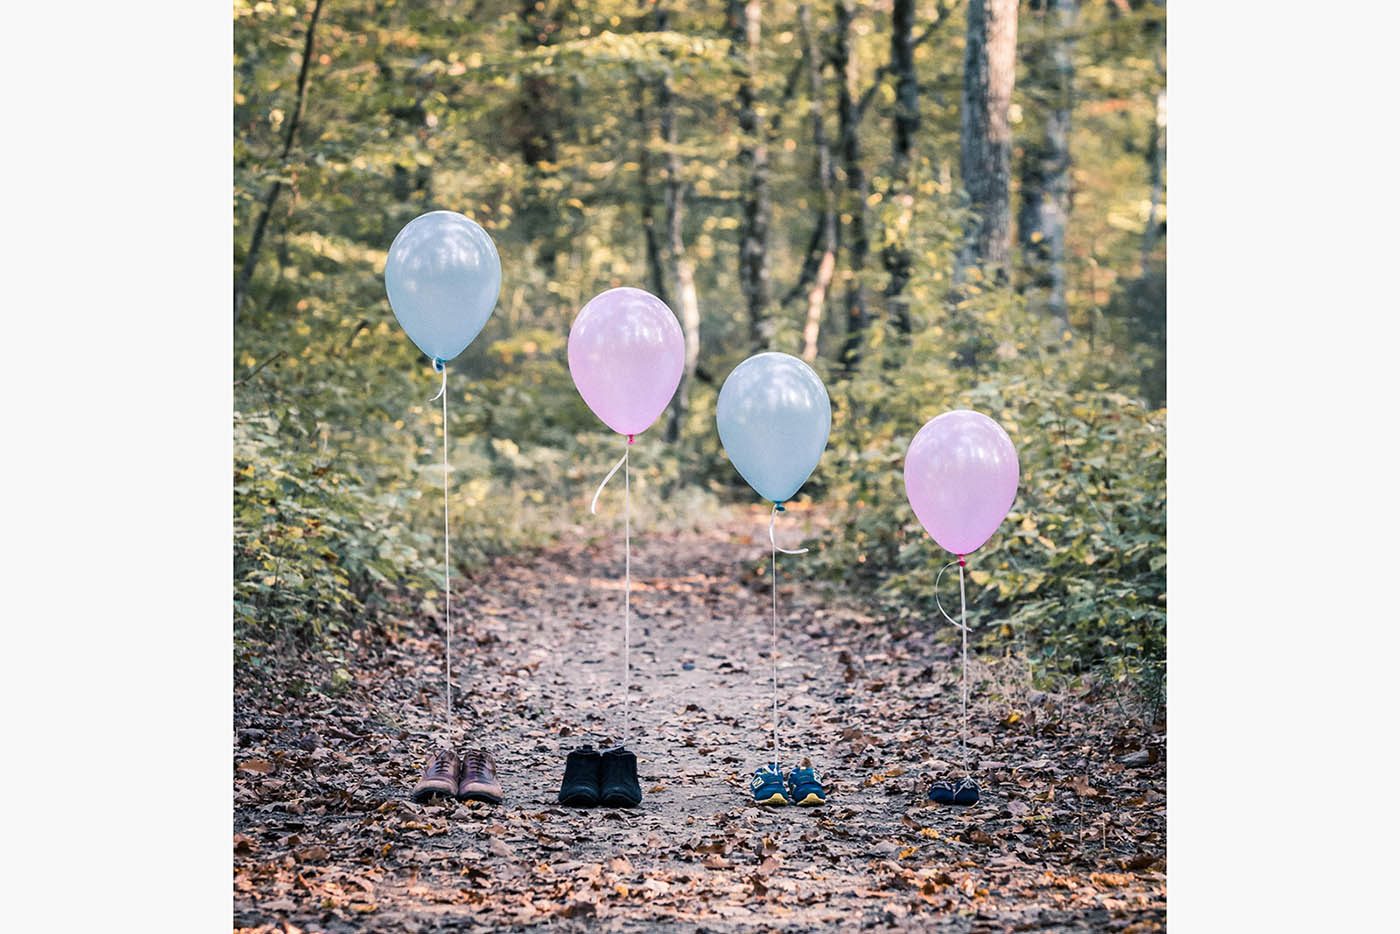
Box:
left=750, top=759, right=827, bottom=806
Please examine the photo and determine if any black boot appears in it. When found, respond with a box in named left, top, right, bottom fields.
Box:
left=558, top=745, right=602, bottom=807
left=598, top=747, right=643, bottom=808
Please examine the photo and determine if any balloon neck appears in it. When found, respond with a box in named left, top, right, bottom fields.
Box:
left=957, top=555, right=966, bottom=568
left=626, top=434, right=635, bottom=445
left=774, top=502, right=786, bottom=512
left=432, top=357, right=446, bottom=373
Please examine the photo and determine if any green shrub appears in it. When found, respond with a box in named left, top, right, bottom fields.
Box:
left=234, top=411, right=431, bottom=642
left=807, top=288, right=1166, bottom=699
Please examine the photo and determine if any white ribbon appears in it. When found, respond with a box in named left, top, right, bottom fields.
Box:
left=589, top=437, right=633, bottom=748
left=933, top=559, right=969, bottom=633
left=591, top=447, right=629, bottom=515
left=934, top=556, right=972, bottom=772
left=768, top=504, right=809, bottom=555
left=429, top=363, right=447, bottom=402
left=432, top=361, right=452, bottom=740
left=767, top=504, right=812, bottom=769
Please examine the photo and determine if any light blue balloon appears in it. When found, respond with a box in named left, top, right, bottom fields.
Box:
left=384, top=211, right=502, bottom=364
left=716, top=352, right=832, bottom=504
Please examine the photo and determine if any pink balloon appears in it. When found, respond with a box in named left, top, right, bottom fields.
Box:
left=568, top=287, right=685, bottom=437
left=904, top=410, right=1020, bottom=556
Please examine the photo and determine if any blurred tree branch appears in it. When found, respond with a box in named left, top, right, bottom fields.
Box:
left=234, top=0, right=326, bottom=323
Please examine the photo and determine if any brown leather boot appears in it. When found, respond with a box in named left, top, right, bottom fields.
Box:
left=457, top=748, right=503, bottom=804
left=411, top=748, right=460, bottom=802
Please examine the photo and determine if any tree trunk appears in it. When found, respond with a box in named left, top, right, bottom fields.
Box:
left=835, top=0, right=870, bottom=370
left=659, top=8, right=701, bottom=443
left=729, top=0, right=772, bottom=352
left=1017, top=0, right=1074, bottom=325
left=514, top=1, right=564, bottom=274
left=880, top=0, right=919, bottom=335
left=663, top=178, right=701, bottom=443
left=956, top=0, right=1019, bottom=285
left=796, top=3, right=838, bottom=363
left=636, top=88, right=671, bottom=307
left=233, top=0, right=326, bottom=322
left=1141, top=76, right=1167, bottom=272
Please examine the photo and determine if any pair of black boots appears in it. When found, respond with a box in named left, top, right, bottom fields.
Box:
left=558, top=745, right=642, bottom=808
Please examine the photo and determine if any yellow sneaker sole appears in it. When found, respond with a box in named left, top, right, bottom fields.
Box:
left=754, top=792, right=789, bottom=806
left=794, top=792, right=826, bottom=807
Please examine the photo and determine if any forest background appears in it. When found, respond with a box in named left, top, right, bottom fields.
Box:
left=233, top=0, right=1167, bottom=706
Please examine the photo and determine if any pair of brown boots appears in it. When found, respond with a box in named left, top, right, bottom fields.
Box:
left=411, top=747, right=503, bottom=804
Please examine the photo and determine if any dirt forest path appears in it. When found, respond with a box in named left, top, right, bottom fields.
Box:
left=234, top=509, right=1166, bottom=932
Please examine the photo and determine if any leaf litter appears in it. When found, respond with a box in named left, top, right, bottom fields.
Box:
left=235, top=512, right=1165, bottom=932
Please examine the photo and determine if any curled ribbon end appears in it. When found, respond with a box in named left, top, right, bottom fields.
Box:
left=590, top=445, right=630, bottom=516
left=768, top=502, right=808, bottom=554
left=429, top=363, right=448, bottom=402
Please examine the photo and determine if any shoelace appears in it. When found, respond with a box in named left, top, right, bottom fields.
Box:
left=428, top=751, right=456, bottom=778
left=462, top=750, right=494, bottom=777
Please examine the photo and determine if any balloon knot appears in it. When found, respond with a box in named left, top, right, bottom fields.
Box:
left=775, top=502, right=786, bottom=512
left=626, top=434, right=635, bottom=445
left=432, top=358, right=445, bottom=373
left=957, top=555, right=966, bottom=568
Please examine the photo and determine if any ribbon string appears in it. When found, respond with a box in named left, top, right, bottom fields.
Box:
left=768, top=503, right=811, bottom=769
left=933, top=560, right=969, bottom=633
left=768, top=503, right=809, bottom=555
left=590, top=435, right=634, bottom=748
left=958, top=558, right=969, bottom=772
left=623, top=440, right=630, bottom=748
left=591, top=447, right=629, bottom=516
left=433, top=360, right=452, bottom=741
left=429, top=363, right=447, bottom=402
left=934, top=555, right=972, bottom=772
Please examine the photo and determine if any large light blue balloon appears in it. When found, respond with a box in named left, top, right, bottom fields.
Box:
left=384, top=211, right=502, bottom=363
left=716, top=352, right=832, bottom=504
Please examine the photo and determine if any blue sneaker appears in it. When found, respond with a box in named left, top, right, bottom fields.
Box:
left=786, top=759, right=827, bottom=806
left=750, top=763, right=790, bottom=806
left=927, top=779, right=957, bottom=804
left=928, top=776, right=980, bottom=806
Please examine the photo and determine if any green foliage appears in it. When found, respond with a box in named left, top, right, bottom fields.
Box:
left=234, top=411, right=427, bottom=640
left=232, top=1, right=1166, bottom=697
left=807, top=285, right=1166, bottom=698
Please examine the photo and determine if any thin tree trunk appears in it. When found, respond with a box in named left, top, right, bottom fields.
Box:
left=636, top=88, right=671, bottom=306
left=835, top=0, right=869, bottom=370
left=1141, top=74, right=1166, bottom=273
left=1017, top=0, right=1074, bottom=325
left=234, top=0, right=326, bottom=322
left=658, top=8, right=700, bottom=443
left=663, top=178, right=701, bottom=443
left=515, top=0, right=564, bottom=274
left=880, top=0, right=919, bottom=335
left=729, top=0, right=772, bottom=352
left=956, top=0, right=1019, bottom=285
left=797, top=4, right=838, bottom=363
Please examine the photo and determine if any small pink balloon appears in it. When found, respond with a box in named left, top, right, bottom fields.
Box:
left=904, top=410, right=1020, bottom=556
left=568, top=287, right=685, bottom=437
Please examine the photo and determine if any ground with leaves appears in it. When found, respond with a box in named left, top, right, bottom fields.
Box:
left=234, top=509, right=1165, bottom=932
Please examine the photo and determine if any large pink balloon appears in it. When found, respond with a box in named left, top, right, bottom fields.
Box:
left=904, top=410, right=1020, bottom=556
left=568, top=287, right=685, bottom=437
